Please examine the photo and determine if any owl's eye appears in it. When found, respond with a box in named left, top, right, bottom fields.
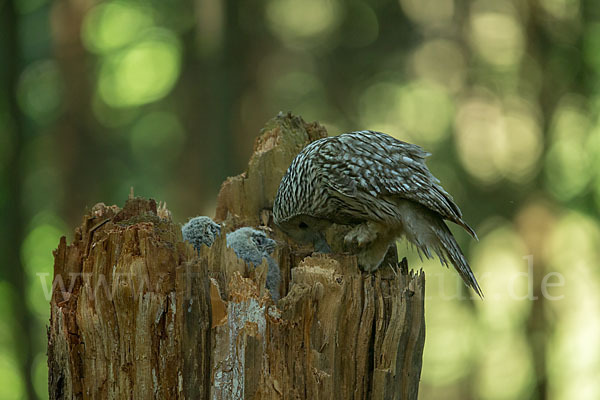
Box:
left=299, top=222, right=308, bottom=229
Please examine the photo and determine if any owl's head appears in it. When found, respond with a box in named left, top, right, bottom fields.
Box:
left=275, top=214, right=331, bottom=253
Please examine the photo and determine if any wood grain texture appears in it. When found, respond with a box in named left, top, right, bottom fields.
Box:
left=48, top=112, right=425, bottom=399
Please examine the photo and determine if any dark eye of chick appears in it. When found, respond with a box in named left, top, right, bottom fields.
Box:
left=299, top=222, right=308, bottom=229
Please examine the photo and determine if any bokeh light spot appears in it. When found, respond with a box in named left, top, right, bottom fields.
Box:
left=545, top=141, right=590, bottom=201
left=494, top=101, right=543, bottom=182
left=476, top=333, right=534, bottom=399
left=545, top=95, right=591, bottom=201
left=17, top=59, right=63, bottom=124
left=456, top=94, right=542, bottom=184
left=455, top=95, right=502, bottom=183
left=32, top=353, right=48, bottom=399
left=539, top=0, right=580, bottom=20
left=398, top=81, right=453, bottom=145
left=360, top=80, right=453, bottom=146
left=98, top=29, right=182, bottom=108
left=545, top=211, right=600, bottom=276
left=399, top=0, right=454, bottom=27
left=21, top=214, right=66, bottom=318
left=412, top=39, right=466, bottom=92
left=82, top=1, right=154, bottom=54
left=469, top=5, right=524, bottom=68
left=472, top=224, right=532, bottom=330
left=422, top=295, right=476, bottom=385
left=590, top=126, right=600, bottom=210
left=359, top=81, right=408, bottom=140
left=0, top=351, right=24, bottom=400
left=266, top=0, right=341, bottom=49
left=545, top=212, right=600, bottom=400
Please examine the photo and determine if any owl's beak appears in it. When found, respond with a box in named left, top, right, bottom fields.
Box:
left=313, top=236, right=331, bottom=254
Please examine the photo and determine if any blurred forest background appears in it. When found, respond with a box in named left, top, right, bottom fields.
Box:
left=1, top=0, right=599, bottom=398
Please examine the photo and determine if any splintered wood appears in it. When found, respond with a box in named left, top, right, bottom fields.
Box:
left=48, top=112, right=425, bottom=400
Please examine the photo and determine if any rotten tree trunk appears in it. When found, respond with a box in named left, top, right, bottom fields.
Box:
left=48, top=113, right=426, bottom=399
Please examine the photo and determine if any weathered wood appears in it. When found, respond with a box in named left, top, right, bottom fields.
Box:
left=48, top=112, right=425, bottom=399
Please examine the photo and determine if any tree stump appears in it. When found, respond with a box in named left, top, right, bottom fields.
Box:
left=48, top=113, right=426, bottom=399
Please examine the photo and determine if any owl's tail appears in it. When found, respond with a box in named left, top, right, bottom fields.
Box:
left=399, top=202, right=483, bottom=298
left=430, top=221, right=483, bottom=298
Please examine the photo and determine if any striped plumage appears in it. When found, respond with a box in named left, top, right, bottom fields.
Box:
left=273, top=130, right=482, bottom=297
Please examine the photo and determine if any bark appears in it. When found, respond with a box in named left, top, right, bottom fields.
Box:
left=48, top=113, right=426, bottom=399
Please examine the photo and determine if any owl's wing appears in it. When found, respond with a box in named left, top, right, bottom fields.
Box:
left=317, top=131, right=477, bottom=238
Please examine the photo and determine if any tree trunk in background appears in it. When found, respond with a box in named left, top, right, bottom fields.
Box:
left=51, top=0, right=98, bottom=224
left=2, top=1, right=38, bottom=398
left=47, top=113, right=426, bottom=399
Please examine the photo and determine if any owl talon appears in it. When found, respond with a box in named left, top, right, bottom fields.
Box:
left=344, top=222, right=378, bottom=249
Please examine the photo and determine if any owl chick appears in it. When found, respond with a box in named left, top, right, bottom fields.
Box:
left=182, top=216, right=221, bottom=251
left=273, top=130, right=482, bottom=297
left=226, top=227, right=281, bottom=301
